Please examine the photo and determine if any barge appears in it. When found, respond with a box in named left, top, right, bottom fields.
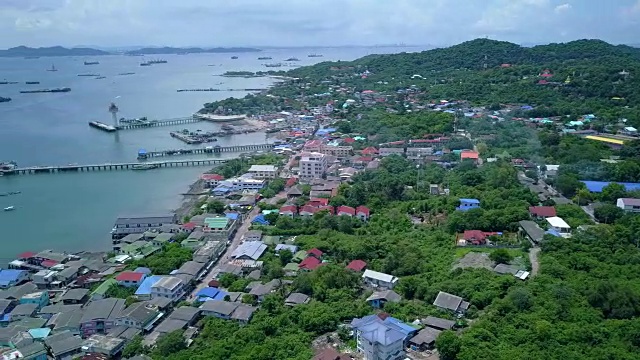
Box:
left=89, top=121, right=117, bottom=132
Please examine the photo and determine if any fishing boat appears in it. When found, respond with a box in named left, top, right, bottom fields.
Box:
left=231, top=56, right=238, bottom=59
left=84, top=61, right=99, bottom=65
left=258, top=56, right=272, bottom=60
left=284, top=57, right=300, bottom=62
left=47, top=64, right=57, bottom=72
left=25, top=81, right=40, bottom=84
left=132, top=164, right=159, bottom=170
left=308, top=54, right=323, bottom=57
left=4, top=206, right=15, bottom=211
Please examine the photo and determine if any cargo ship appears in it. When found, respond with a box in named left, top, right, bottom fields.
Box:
left=25, top=81, right=40, bottom=84
left=118, top=72, right=135, bottom=76
left=20, top=87, right=71, bottom=94
left=264, top=63, right=283, bottom=68
left=78, top=74, right=100, bottom=77
left=308, top=54, right=323, bottom=57
left=84, top=61, right=99, bottom=65
left=0, top=97, right=11, bottom=103
left=258, top=56, right=272, bottom=60
left=148, top=59, right=167, bottom=64
left=284, top=57, right=300, bottom=61
left=88, top=121, right=116, bottom=132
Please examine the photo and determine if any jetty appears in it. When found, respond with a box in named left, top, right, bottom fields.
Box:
left=4, top=159, right=229, bottom=176
left=116, top=116, right=201, bottom=130
left=176, top=88, right=266, bottom=92
left=139, top=144, right=274, bottom=159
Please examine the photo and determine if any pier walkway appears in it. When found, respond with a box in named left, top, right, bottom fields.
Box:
left=141, top=144, right=275, bottom=158
left=6, top=159, right=228, bottom=175
left=115, top=116, right=202, bottom=130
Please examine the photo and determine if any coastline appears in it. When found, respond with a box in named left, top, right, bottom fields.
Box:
left=173, top=178, right=207, bottom=220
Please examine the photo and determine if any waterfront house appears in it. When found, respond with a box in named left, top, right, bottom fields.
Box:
left=230, top=242, right=267, bottom=261
left=356, top=206, right=370, bottom=221
left=80, top=298, right=126, bottom=337
left=115, top=271, right=147, bottom=288
left=362, top=269, right=398, bottom=290
left=201, top=173, right=224, bottom=188
left=150, top=232, right=173, bottom=247
left=0, top=270, right=29, bottom=289
left=616, top=198, right=640, bottom=213
left=546, top=216, right=571, bottom=237
left=55, top=265, right=80, bottom=285
left=433, top=291, right=469, bottom=314
left=279, top=205, right=298, bottom=217
left=456, top=198, right=480, bottom=211
left=346, top=260, right=367, bottom=272
left=350, top=314, right=416, bottom=360
left=247, top=165, right=278, bottom=179
left=529, top=206, right=556, bottom=219
left=150, top=276, right=185, bottom=303
left=366, top=290, right=401, bottom=308
left=111, top=214, right=177, bottom=238
left=116, top=302, right=162, bottom=331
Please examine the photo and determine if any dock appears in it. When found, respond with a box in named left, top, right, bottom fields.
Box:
left=140, top=144, right=275, bottom=159
left=176, top=88, right=266, bottom=92
left=116, top=116, right=202, bottom=130
left=5, top=159, right=228, bottom=176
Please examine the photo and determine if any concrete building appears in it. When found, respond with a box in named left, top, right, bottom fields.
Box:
left=321, top=145, right=352, bottom=158
left=247, top=165, right=278, bottom=179
left=117, top=302, right=162, bottom=331
left=81, top=334, right=125, bottom=358
left=362, top=270, right=398, bottom=290
left=150, top=276, right=185, bottom=303
left=616, top=198, right=640, bottom=213
left=80, top=298, right=126, bottom=337
left=379, top=148, right=405, bottom=157
left=111, top=214, right=177, bottom=238
left=350, top=314, right=416, bottom=360
left=299, top=152, right=328, bottom=183
left=546, top=216, right=571, bottom=238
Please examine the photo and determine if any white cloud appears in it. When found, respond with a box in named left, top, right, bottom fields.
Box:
left=555, top=3, right=572, bottom=13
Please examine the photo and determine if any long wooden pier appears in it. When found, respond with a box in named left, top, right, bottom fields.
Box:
left=4, top=159, right=228, bottom=176
left=141, top=144, right=275, bottom=158
left=115, top=116, right=202, bottom=130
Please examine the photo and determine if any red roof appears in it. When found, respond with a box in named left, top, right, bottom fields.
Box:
left=317, top=205, right=335, bottom=214
left=337, top=206, right=356, bottom=216
left=307, top=248, right=324, bottom=258
left=313, top=347, right=350, bottom=360
left=529, top=206, right=556, bottom=217
left=299, top=256, right=322, bottom=270
left=279, top=205, right=298, bottom=214
left=182, top=222, right=197, bottom=230
left=463, top=230, right=488, bottom=241
left=346, top=260, right=367, bottom=272
left=41, top=260, right=59, bottom=268
left=501, top=63, right=512, bottom=68
left=361, top=147, right=379, bottom=155
left=304, top=139, right=323, bottom=148
left=461, top=150, right=479, bottom=160
left=115, top=271, right=145, bottom=282
left=208, top=279, right=220, bottom=288
left=285, top=177, right=298, bottom=187
left=201, top=173, right=224, bottom=181
left=343, top=138, right=356, bottom=144
left=354, top=156, right=373, bottom=162
left=356, top=206, right=370, bottom=216
left=300, top=205, right=318, bottom=215
left=309, top=198, right=330, bottom=206
left=17, top=252, right=35, bottom=259
left=538, top=80, right=549, bottom=85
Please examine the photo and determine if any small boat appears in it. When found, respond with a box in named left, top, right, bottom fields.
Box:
left=4, top=206, right=15, bottom=211
left=84, top=61, right=99, bottom=65
left=231, top=56, right=238, bottom=60
left=47, top=64, right=57, bottom=72
left=8, top=191, right=21, bottom=195
left=258, top=57, right=272, bottom=60
left=25, top=81, right=40, bottom=84
left=140, top=62, right=151, bottom=67
left=308, top=54, right=323, bottom=58
left=132, top=164, right=159, bottom=170
left=284, top=57, right=300, bottom=62
left=95, top=76, right=106, bottom=79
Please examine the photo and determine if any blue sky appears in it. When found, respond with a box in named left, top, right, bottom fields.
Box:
left=1, top=0, right=640, bottom=48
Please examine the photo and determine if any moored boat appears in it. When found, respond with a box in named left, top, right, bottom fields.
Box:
left=4, top=206, right=15, bottom=211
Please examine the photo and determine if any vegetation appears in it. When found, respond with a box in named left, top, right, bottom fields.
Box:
left=133, top=243, right=192, bottom=275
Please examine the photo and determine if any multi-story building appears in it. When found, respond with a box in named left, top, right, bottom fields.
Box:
left=212, top=177, right=266, bottom=196
left=80, top=298, right=126, bottom=337
left=247, top=165, right=278, bottom=179
left=111, top=214, right=177, bottom=239
left=299, top=152, right=327, bottom=183
left=350, top=314, right=416, bottom=360
left=379, top=148, right=405, bottom=157
left=150, top=276, right=185, bottom=303
left=321, top=145, right=352, bottom=158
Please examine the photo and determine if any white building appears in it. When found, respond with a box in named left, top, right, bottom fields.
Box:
left=546, top=216, right=571, bottom=238
left=213, top=177, right=266, bottom=195
left=362, top=269, right=398, bottom=289
left=111, top=214, right=177, bottom=237
left=247, top=165, right=278, bottom=179
left=150, top=276, right=185, bottom=303
left=616, top=198, right=640, bottom=213
left=351, top=315, right=413, bottom=360
left=299, top=152, right=327, bottom=182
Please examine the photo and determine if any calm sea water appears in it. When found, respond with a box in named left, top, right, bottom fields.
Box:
left=0, top=46, right=424, bottom=262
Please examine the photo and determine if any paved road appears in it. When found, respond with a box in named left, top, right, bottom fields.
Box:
left=529, top=247, right=541, bottom=277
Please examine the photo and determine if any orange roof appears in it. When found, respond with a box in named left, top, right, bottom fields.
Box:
left=460, top=150, right=479, bottom=160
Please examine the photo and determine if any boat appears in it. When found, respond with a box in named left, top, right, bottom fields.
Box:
left=231, top=56, right=238, bottom=59
left=140, top=62, right=151, bottom=66
left=258, top=57, right=272, bottom=60
left=118, top=72, right=135, bottom=76
left=47, top=64, right=57, bottom=72
left=132, top=164, right=158, bottom=170
left=20, top=87, right=71, bottom=94
left=25, top=81, right=40, bottom=84
left=84, top=61, right=99, bottom=65
left=0, top=161, right=18, bottom=171
left=0, top=97, right=10, bottom=103
left=95, top=76, right=106, bottom=79
left=8, top=191, right=21, bottom=195
left=148, top=59, right=167, bottom=64
left=264, top=63, right=283, bottom=68
left=4, top=206, right=14, bottom=212
left=0, top=81, right=18, bottom=84
left=88, top=121, right=116, bottom=132
left=284, top=57, right=300, bottom=61
left=77, top=74, right=100, bottom=77
left=308, top=54, right=323, bottom=57
left=24, top=56, right=40, bottom=59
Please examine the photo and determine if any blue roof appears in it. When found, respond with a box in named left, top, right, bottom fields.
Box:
left=275, top=244, right=298, bottom=253
left=546, top=229, right=561, bottom=237
left=196, top=287, right=218, bottom=298
left=0, top=314, right=10, bottom=322
left=134, top=267, right=152, bottom=275
left=0, top=270, right=26, bottom=282
left=459, top=198, right=480, bottom=204
left=225, top=213, right=240, bottom=220
left=0, top=281, right=10, bottom=288
left=581, top=181, right=640, bottom=193
left=138, top=149, right=147, bottom=155
left=135, top=275, right=164, bottom=296
left=28, top=328, right=51, bottom=339
left=252, top=214, right=270, bottom=225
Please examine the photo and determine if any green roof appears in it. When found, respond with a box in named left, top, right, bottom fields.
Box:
left=140, top=245, right=161, bottom=257
left=153, top=233, right=173, bottom=243
left=92, top=279, right=117, bottom=296
left=204, top=217, right=229, bottom=229
left=181, top=239, right=203, bottom=249
left=143, top=231, right=158, bottom=238
left=262, top=209, right=279, bottom=215
left=263, top=235, right=282, bottom=245
left=283, top=263, right=299, bottom=271
left=293, top=250, right=307, bottom=262
left=121, top=241, right=148, bottom=254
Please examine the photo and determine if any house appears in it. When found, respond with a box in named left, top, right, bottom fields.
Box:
left=248, top=279, right=282, bottom=302
left=80, top=298, right=126, bottom=337
left=307, top=248, right=323, bottom=259
left=337, top=206, right=356, bottom=216
left=150, top=232, right=173, bottom=247
left=200, top=302, right=256, bottom=325
left=312, top=347, right=350, bottom=360
left=350, top=314, right=416, bottom=360
left=194, top=287, right=227, bottom=302
left=286, top=186, right=303, bottom=199
left=298, top=257, right=322, bottom=271
left=379, top=148, right=405, bottom=157
left=230, top=242, right=267, bottom=261
left=433, top=291, right=469, bottom=313
left=460, top=150, right=479, bottom=164
left=299, top=205, right=318, bottom=217
left=81, top=334, right=125, bottom=358
left=44, top=331, right=84, bottom=360
left=285, top=293, right=310, bottom=306
left=366, top=290, right=401, bottom=308
left=518, top=220, right=546, bottom=244
left=230, top=304, right=257, bottom=325
left=192, top=241, right=224, bottom=264
left=546, top=216, right=571, bottom=237
left=215, top=264, right=243, bottom=278
left=0, top=270, right=29, bottom=289
left=361, top=147, right=379, bottom=156
left=202, top=216, right=239, bottom=241
left=460, top=230, right=501, bottom=246
left=2, top=342, right=48, bottom=360
left=279, top=205, right=298, bottom=217
left=356, top=206, right=370, bottom=221
left=346, top=260, right=367, bottom=272
left=44, top=306, right=84, bottom=335
left=60, top=289, right=89, bottom=305
left=275, top=244, right=298, bottom=254
left=283, top=263, right=299, bottom=276
left=243, top=230, right=263, bottom=242
left=529, top=206, right=556, bottom=219
left=616, top=198, right=640, bottom=213
left=150, top=277, right=185, bottom=303
left=201, top=174, right=224, bottom=188
left=175, top=261, right=206, bottom=282
left=421, top=316, right=455, bottom=331
left=111, top=214, right=177, bottom=238
left=115, top=272, right=147, bottom=288
left=9, top=303, right=38, bottom=320
left=494, top=263, right=521, bottom=275
left=456, top=198, right=480, bottom=211
left=247, top=164, right=278, bottom=179
left=19, top=291, right=49, bottom=309
left=362, top=269, right=398, bottom=289
left=0, top=283, right=38, bottom=301
left=117, top=302, right=162, bottom=331
left=408, top=327, right=441, bottom=350
left=133, top=276, right=163, bottom=301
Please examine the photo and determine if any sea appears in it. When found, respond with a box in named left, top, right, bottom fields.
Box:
left=0, top=46, right=425, bottom=263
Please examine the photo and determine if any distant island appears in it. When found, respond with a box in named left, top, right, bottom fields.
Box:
left=125, top=47, right=262, bottom=55
left=0, top=46, right=110, bottom=57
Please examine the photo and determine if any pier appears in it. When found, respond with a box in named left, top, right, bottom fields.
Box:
left=176, top=88, right=267, bottom=92
left=140, top=144, right=275, bottom=158
left=5, top=159, right=228, bottom=176
left=115, top=116, right=202, bottom=130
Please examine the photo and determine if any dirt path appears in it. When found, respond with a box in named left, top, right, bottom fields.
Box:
left=529, top=246, right=541, bottom=277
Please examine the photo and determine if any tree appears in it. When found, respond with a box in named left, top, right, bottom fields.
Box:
left=524, top=169, right=539, bottom=183
left=600, top=183, right=626, bottom=203
left=436, top=330, right=461, bottom=360
left=219, top=273, right=239, bottom=288
left=554, top=173, right=583, bottom=197
left=279, top=249, right=293, bottom=266
left=594, top=204, right=624, bottom=224
left=489, top=248, right=513, bottom=264
left=153, top=330, right=185, bottom=357
left=206, top=200, right=226, bottom=214
left=122, top=335, right=145, bottom=359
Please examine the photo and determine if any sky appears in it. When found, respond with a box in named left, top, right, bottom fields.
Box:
left=2, top=0, right=640, bottom=48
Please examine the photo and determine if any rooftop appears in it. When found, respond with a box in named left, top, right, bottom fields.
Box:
left=433, top=291, right=466, bottom=311
left=204, top=217, right=230, bottom=229
left=248, top=164, right=277, bottom=172
left=230, top=241, right=267, bottom=260
left=81, top=298, right=125, bottom=323
left=44, top=331, right=83, bottom=357
left=135, top=275, right=164, bottom=296
left=60, top=288, right=89, bottom=302
left=362, top=269, right=398, bottom=284
left=115, top=271, right=146, bottom=282
left=151, top=276, right=183, bottom=291
left=546, top=216, right=571, bottom=229
left=422, top=316, right=455, bottom=330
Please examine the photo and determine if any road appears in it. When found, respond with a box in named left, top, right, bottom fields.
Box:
left=529, top=247, right=540, bottom=277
